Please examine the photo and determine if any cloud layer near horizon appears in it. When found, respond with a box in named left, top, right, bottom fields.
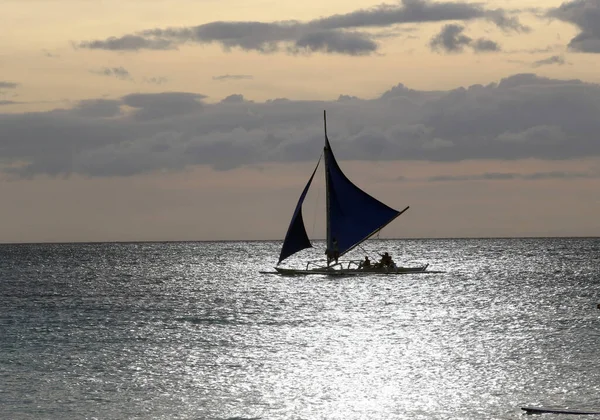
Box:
left=2, top=73, right=600, bottom=178
left=77, top=0, right=527, bottom=56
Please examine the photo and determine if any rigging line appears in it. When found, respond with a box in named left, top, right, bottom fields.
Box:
left=357, top=243, right=377, bottom=261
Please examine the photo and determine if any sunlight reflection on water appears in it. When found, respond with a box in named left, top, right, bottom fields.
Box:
left=1, top=238, right=599, bottom=419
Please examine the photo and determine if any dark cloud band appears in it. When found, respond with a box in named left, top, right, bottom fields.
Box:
left=77, top=0, right=527, bottom=56
left=1, top=74, right=600, bottom=178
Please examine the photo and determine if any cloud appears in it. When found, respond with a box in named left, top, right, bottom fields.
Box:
left=213, top=74, right=254, bottom=81
left=494, top=72, right=582, bottom=88
left=91, top=67, right=133, bottom=80
left=122, top=92, right=206, bottom=121
left=42, top=49, right=59, bottom=58
left=496, top=125, right=565, bottom=145
left=3, top=73, right=600, bottom=178
left=472, top=38, right=501, bottom=52
left=0, top=82, right=19, bottom=89
left=430, top=24, right=500, bottom=53
left=0, top=82, right=20, bottom=101
left=0, top=100, right=21, bottom=106
left=531, top=55, right=568, bottom=67
left=78, top=34, right=174, bottom=51
left=507, top=44, right=564, bottom=54
left=76, top=0, right=527, bottom=56
left=522, top=170, right=597, bottom=180
left=548, top=0, right=600, bottom=53
left=301, top=0, right=528, bottom=32
left=291, top=30, right=377, bottom=55
left=72, top=99, right=123, bottom=118
left=220, top=94, right=247, bottom=103
left=430, top=24, right=472, bottom=52
left=427, top=170, right=598, bottom=182
left=144, top=76, right=169, bottom=85
left=483, top=9, right=531, bottom=33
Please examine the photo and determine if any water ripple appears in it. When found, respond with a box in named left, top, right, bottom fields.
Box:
left=1, top=238, right=599, bottom=419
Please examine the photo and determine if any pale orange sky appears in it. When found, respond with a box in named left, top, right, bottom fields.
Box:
left=1, top=159, right=599, bottom=243
left=1, top=0, right=600, bottom=242
left=0, top=0, right=591, bottom=107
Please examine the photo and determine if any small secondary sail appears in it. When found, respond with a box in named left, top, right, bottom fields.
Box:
left=277, top=157, right=321, bottom=264
left=324, top=133, right=402, bottom=258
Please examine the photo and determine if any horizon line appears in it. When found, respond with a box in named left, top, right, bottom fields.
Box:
left=1, top=235, right=599, bottom=246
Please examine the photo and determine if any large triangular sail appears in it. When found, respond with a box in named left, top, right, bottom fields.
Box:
left=277, top=157, right=321, bottom=264
left=323, top=111, right=407, bottom=258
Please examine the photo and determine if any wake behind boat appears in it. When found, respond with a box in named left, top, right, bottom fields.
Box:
left=267, top=111, right=433, bottom=276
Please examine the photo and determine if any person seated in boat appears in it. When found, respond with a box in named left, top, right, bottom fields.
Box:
left=359, top=256, right=371, bottom=269
left=326, top=238, right=340, bottom=264
left=379, top=252, right=392, bottom=267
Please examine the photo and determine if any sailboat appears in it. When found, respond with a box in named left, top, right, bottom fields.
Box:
left=269, top=111, right=430, bottom=276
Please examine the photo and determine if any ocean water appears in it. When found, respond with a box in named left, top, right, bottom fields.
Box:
left=1, top=238, right=599, bottom=419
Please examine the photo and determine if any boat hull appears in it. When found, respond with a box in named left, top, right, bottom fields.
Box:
left=272, top=264, right=432, bottom=276
left=521, top=406, right=600, bottom=415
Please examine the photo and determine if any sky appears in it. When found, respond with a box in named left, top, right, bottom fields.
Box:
left=1, top=0, right=600, bottom=243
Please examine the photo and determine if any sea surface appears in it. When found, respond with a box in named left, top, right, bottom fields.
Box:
left=1, top=238, right=599, bottom=419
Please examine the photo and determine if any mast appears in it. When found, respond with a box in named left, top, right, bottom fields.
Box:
left=323, top=110, right=332, bottom=263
